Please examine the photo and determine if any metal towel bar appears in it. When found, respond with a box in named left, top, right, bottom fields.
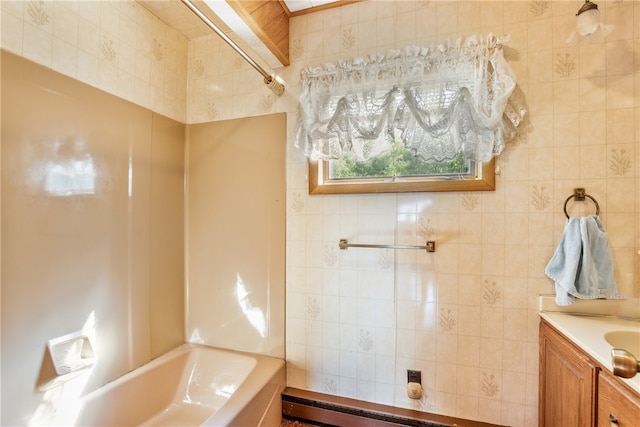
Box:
left=339, top=239, right=436, bottom=252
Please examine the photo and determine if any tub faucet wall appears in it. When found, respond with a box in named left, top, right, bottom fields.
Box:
left=1, top=51, right=185, bottom=426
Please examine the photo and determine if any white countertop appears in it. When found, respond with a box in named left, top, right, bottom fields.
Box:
left=539, top=298, right=640, bottom=394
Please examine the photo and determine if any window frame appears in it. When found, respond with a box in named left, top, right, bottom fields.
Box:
left=308, top=157, right=495, bottom=195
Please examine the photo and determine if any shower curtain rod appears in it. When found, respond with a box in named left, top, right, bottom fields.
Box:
left=180, top=0, right=285, bottom=96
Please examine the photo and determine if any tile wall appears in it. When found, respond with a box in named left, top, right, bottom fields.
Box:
left=1, top=0, right=188, bottom=122
left=1, top=1, right=638, bottom=427
left=188, top=1, right=638, bottom=426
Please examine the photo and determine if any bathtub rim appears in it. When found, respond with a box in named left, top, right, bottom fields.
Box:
left=77, top=342, right=286, bottom=426
left=198, top=344, right=286, bottom=426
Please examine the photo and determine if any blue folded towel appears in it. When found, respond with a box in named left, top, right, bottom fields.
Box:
left=544, top=215, right=624, bottom=306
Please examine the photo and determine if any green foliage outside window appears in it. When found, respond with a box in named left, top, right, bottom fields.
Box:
left=329, top=142, right=470, bottom=179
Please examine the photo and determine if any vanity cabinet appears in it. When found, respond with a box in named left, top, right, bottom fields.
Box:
left=597, top=369, right=640, bottom=427
left=539, top=320, right=640, bottom=427
left=539, top=321, right=598, bottom=427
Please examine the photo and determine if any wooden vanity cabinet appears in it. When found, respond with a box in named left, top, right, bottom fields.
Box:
left=540, top=319, right=640, bottom=427
left=539, top=321, right=598, bottom=427
left=597, top=370, right=640, bottom=427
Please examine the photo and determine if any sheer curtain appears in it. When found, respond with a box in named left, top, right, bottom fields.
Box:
left=296, top=34, right=526, bottom=163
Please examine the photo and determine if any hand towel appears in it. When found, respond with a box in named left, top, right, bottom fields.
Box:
left=544, top=215, right=624, bottom=306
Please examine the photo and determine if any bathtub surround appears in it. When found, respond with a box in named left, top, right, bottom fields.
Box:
left=1, top=1, right=639, bottom=427
left=186, top=114, right=286, bottom=358
left=1, top=50, right=185, bottom=425
left=0, top=49, right=286, bottom=424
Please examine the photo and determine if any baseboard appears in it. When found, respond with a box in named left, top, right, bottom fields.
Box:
left=282, top=387, right=505, bottom=427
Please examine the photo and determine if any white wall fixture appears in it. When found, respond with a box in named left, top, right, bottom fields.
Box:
left=37, top=331, right=96, bottom=390
left=566, top=0, right=613, bottom=45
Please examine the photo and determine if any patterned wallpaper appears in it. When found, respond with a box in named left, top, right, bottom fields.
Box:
left=270, top=2, right=638, bottom=426
left=2, top=1, right=638, bottom=427
left=186, top=35, right=284, bottom=123
left=1, top=0, right=188, bottom=122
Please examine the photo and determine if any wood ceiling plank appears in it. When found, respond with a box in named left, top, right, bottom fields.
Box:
left=227, top=0, right=290, bottom=66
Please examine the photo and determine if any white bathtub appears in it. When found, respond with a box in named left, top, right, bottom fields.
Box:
left=74, top=344, right=285, bottom=426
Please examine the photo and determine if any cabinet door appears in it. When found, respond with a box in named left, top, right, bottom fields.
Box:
left=597, top=370, right=640, bottom=427
left=539, top=321, right=598, bottom=427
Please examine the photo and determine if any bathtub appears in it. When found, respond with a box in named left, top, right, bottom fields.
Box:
left=74, top=344, right=285, bottom=426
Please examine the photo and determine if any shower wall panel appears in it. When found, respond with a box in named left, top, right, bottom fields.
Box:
left=186, top=113, right=286, bottom=358
left=1, top=50, right=185, bottom=426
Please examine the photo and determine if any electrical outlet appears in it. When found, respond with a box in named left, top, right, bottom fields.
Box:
left=407, top=369, right=421, bottom=385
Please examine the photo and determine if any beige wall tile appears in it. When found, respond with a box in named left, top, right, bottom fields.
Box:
left=580, top=144, right=608, bottom=178
left=553, top=146, right=581, bottom=180
left=607, top=74, right=636, bottom=109
left=553, top=112, right=579, bottom=146
left=607, top=40, right=635, bottom=75
left=580, top=43, right=607, bottom=78
left=4, top=1, right=637, bottom=426
left=1, top=0, right=188, bottom=122
left=580, top=110, right=607, bottom=144
left=580, top=76, right=608, bottom=111
left=527, top=17, right=552, bottom=52
left=554, top=80, right=581, bottom=113
left=528, top=49, right=553, bottom=83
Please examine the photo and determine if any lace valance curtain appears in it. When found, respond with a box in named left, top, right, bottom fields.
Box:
left=296, top=34, right=526, bottom=163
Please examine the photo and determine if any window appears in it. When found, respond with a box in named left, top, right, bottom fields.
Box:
left=297, top=35, right=525, bottom=195
left=309, top=147, right=495, bottom=194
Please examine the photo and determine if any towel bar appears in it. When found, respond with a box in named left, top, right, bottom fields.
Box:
left=339, top=239, right=436, bottom=252
left=563, top=188, right=600, bottom=218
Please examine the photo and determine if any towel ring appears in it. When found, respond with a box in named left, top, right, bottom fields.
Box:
left=563, top=188, right=600, bottom=219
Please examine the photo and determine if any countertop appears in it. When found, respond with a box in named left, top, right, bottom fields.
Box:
left=539, top=296, right=640, bottom=394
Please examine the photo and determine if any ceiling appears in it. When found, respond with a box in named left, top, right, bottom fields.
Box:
left=137, top=1, right=232, bottom=40
left=283, top=0, right=341, bottom=13
left=138, top=0, right=346, bottom=41
left=137, top=0, right=356, bottom=68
